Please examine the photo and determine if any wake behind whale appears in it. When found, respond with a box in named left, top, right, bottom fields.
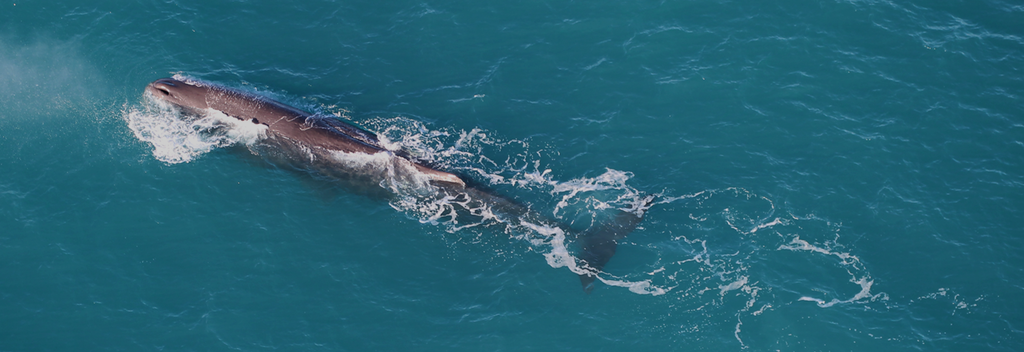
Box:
left=130, top=76, right=655, bottom=293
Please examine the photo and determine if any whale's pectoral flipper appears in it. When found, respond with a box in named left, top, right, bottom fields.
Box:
left=577, top=196, right=655, bottom=293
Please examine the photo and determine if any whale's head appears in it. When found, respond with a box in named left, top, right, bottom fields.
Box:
left=146, top=77, right=212, bottom=112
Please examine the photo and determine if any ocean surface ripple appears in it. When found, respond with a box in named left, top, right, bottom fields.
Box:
left=1, top=1, right=1022, bottom=351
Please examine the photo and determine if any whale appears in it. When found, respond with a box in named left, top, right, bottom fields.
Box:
left=144, top=77, right=649, bottom=292
left=145, top=77, right=464, bottom=187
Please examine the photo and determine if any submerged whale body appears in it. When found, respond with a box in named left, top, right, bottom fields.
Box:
left=144, top=77, right=648, bottom=292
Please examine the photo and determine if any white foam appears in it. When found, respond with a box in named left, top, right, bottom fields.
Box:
left=750, top=217, right=784, bottom=233
left=719, top=276, right=749, bottom=296
left=520, top=212, right=670, bottom=296
left=124, top=100, right=674, bottom=296
left=514, top=167, right=646, bottom=217
left=781, top=235, right=887, bottom=307
left=364, top=121, right=671, bottom=295
left=798, top=276, right=883, bottom=307
left=599, top=277, right=668, bottom=295
left=125, top=94, right=268, bottom=164
left=778, top=235, right=860, bottom=267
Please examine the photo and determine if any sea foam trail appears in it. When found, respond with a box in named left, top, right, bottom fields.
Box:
left=125, top=90, right=666, bottom=294
left=126, top=87, right=877, bottom=301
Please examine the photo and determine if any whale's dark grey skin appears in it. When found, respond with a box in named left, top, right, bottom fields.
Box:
left=144, top=77, right=647, bottom=292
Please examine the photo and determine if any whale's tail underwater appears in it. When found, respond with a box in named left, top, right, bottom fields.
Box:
left=576, top=198, right=653, bottom=293
left=435, top=178, right=654, bottom=293
left=143, top=76, right=651, bottom=293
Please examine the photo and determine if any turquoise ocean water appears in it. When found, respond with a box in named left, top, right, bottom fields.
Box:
left=2, top=1, right=1023, bottom=350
